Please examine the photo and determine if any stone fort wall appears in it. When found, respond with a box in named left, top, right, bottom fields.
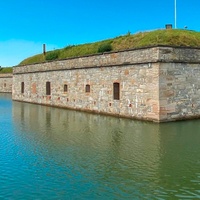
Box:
left=12, top=46, right=200, bottom=122
left=0, top=73, right=13, bottom=93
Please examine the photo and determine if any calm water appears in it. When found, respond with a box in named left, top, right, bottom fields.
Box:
left=0, top=93, right=200, bottom=200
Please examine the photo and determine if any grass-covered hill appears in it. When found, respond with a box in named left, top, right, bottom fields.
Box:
left=0, top=67, right=13, bottom=74
left=19, top=29, right=200, bottom=66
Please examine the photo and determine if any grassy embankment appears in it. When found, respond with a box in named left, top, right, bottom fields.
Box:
left=19, top=29, right=200, bottom=66
left=0, top=67, right=13, bottom=74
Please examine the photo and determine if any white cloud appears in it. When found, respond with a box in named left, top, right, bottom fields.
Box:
left=0, top=40, right=59, bottom=67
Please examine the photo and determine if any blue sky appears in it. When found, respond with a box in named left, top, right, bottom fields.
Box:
left=0, top=0, right=199, bottom=67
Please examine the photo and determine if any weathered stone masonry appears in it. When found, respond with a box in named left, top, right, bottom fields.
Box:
left=12, top=46, right=200, bottom=122
left=0, top=73, right=12, bottom=93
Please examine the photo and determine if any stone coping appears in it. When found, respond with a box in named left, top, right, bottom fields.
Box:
left=17, top=45, right=200, bottom=66
left=13, top=46, right=200, bottom=75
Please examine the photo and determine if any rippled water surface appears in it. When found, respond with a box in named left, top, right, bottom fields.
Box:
left=1, top=93, right=200, bottom=199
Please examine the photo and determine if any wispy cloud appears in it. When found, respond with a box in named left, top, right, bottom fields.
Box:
left=0, top=40, right=59, bottom=67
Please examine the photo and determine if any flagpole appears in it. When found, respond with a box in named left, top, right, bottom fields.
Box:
left=175, top=0, right=177, bottom=28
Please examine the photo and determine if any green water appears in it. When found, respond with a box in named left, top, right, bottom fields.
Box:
left=0, top=93, right=200, bottom=199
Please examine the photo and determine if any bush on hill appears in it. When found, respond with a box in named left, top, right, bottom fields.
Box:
left=98, top=43, right=113, bottom=53
left=45, top=50, right=61, bottom=61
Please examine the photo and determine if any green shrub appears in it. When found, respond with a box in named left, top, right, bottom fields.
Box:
left=45, top=50, right=60, bottom=61
left=98, top=43, right=112, bottom=53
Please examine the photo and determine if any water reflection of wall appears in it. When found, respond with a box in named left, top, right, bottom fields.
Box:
left=11, top=99, right=200, bottom=198
left=154, top=122, right=200, bottom=198
left=13, top=101, right=161, bottom=167
left=0, top=93, right=12, bottom=122
left=12, top=101, right=163, bottom=196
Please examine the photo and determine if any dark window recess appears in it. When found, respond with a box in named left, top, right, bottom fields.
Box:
left=113, top=82, right=120, bottom=100
left=46, top=82, right=51, bottom=95
left=4, top=83, right=6, bottom=87
left=85, top=84, right=90, bottom=93
left=21, top=82, right=24, bottom=93
left=64, top=84, right=68, bottom=92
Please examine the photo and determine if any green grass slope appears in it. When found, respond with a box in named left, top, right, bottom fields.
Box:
left=19, top=29, right=200, bottom=66
left=0, top=67, right=13, bottom=74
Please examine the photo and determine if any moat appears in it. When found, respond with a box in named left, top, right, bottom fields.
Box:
left=1, top=93, right=200, bottom=199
